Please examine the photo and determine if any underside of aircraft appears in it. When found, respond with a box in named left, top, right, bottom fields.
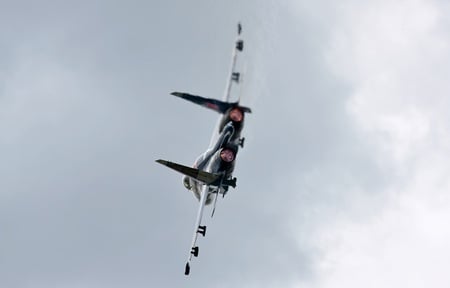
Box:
left=156, top=23, right=250, bottom=276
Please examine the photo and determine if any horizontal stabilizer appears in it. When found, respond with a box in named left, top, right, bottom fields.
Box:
left=171, top=92, right=251, bottom=114
left=156, top=159, right=236, bottom=188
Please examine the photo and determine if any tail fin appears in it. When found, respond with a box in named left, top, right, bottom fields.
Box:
left=156, top=159, right=236, bottom=188
left=171, top=92, right=251, bottom=114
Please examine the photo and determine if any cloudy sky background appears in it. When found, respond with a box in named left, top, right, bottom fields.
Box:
left=1, top=0, right=450, bottom=287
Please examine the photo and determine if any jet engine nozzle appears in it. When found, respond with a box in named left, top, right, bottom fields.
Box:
left=220, top=148, right=235, bottom=163
left=229, top=107, right=243, bottom=122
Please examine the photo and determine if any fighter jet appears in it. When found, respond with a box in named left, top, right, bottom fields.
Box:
left=156, top=23, right=251, bottom=275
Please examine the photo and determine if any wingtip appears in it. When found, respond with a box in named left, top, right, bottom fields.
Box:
left=184, top=262, right=190, bottom=275
left=239, top=106, right=252, bottom=113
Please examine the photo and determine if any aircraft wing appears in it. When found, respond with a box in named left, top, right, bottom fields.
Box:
left=171, top=92, right=239, bottom=114
left=185, top=184, right=209, bottom=275
left=156, top=159, right=235, bottom=275
left=155, top=159, right=236, bottom=188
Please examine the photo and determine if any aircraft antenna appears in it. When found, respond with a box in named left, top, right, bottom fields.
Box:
left=211, top=190, right=219, bottom=217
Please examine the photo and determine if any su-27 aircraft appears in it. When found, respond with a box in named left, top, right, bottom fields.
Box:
left=156, top=23, right=250, bottom=275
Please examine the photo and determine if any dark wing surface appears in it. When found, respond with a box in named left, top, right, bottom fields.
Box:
left=171, top=92, right=237, bottom=114
left=156, top=159, right=236, bottom=188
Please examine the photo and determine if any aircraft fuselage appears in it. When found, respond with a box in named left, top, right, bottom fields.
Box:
left=184, top=120, right=240, bottom=204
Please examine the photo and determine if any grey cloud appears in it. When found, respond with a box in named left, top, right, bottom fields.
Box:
left=0, top=1, right=392, bottom=287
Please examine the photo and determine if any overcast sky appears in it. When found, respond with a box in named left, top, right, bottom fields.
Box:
left=1, top=0, right=450, bottom=287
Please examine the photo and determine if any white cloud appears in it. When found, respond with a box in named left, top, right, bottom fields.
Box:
left=291, top=0, right=450, bottom=287
left=315, top=194, right=450, bottom=287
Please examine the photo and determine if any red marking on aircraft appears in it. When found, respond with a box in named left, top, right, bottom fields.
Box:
left=206, top=103, right=219, bottom=110
left=229, top=108, right=243, bottom=122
